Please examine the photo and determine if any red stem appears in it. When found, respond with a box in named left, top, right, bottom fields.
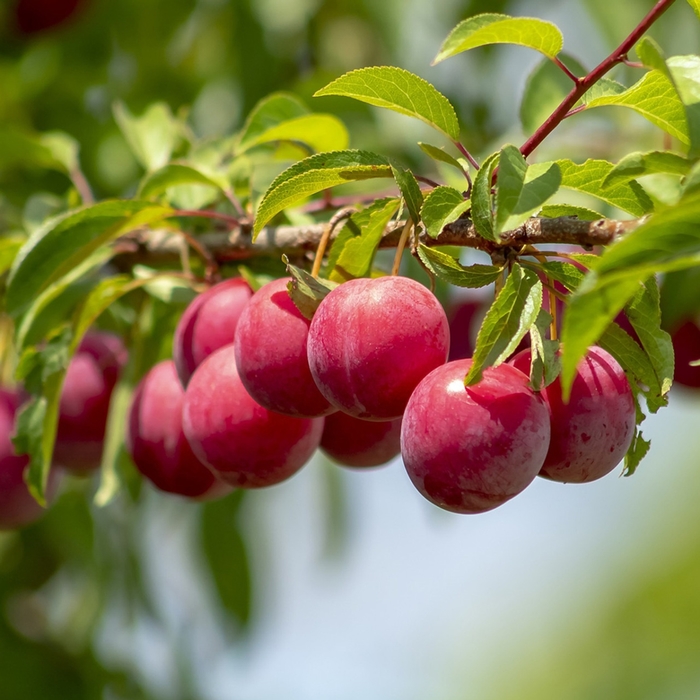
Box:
left=174, top=209, right=242, bottom=227
left=520, top=0, right=677, bottom=158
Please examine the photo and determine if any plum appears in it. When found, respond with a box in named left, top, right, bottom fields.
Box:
left=510, top=346, right=635, bottom=483
left=127, top=360, right=231, bottom=500
left=670, top=319, right=700, bottom=389
left=182, top=345, right=323, bottom=488
left=307, top=276, right=449, bottom=420
left=234, top=277, right=334, bottom=417
left=401, top=360, right=550, bottom=514
left=173, top=277, right=252, bottom=387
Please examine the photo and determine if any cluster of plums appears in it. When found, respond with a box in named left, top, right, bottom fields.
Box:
left=4, top=269, right=696, bottom=529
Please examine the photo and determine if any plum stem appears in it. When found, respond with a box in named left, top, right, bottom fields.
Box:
left=391, top=220, right=413, bottom=276
left=311, top=207, right=355, bottom=278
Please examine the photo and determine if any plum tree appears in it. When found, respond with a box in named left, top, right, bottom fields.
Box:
left=320, top=412, right=401, bottom=468
left=307, top=276, right=449, bottom=420
left=126, top=360, right=231, bottom=499
left=173, top=277, right=253, bottom=387
left=510, top=347, right=635, bottom=483
left=53, top=331, right=127, bottom=473
left=401, top=360, right=551, bottom=514
left=234, top=277, right=335, bottom=417
left=182, top=345, right=324, bottom=488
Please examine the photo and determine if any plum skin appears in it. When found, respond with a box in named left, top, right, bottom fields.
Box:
left=320, top=412, right=401, bottom=468
left=510, top=346, right=635, bottom=483
left=0, top=389, right=61, bottom=530
left=670, top=319, right=700, bottom=389
left=182, top=345, right=324, bottom=488
left=234, top=277, right=334, bottom=417
left=307, top=276, right=450, bottom=420
left=127, top=360, right=231, bottom=500
left=173, top=277, right=253, bottom=387
left=401, top=360, right=551, bottom=514
left=54, top=331, right=127, bottom=473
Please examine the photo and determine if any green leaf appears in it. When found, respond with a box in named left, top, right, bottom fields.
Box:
left=681, top=159, right=700, bottom=196
left=39, top=131, right=80, bottom=174
left=554, top=159, right=654, bottom=216
left=238, top=113, right=349, bottom=154
left=284, top=257, right=338, bottom=320
left=201, top=492, right=252, bottom=629
left=635, top=37, right=669, bottom=75
left=419, top=186, right=470, bottom=238
left=418, top=142, right=467, bottom=174
left=495, top=146, right=561, bottom=233
left=624, top=427, right=651, bottom=476
left=236, top=92, right=309, bottom=152
left=417, top=245, right=502, bottom=287
left=538, top=203, right=603, bottom=220
left=113, top=101, right=181, bottom=172
left=539, top=260, right=585, bottom=291
left=0, top=235, right=26, bottom=276
left=603, top=151, right=691, bottom=188
left=391, top=166, right=423, bottom=224
left=328, top=198, right=399, bottom=282
left=314, top=67, right=460, bottom=140
left=138, top=163, right=229, bottom=200
left=434, top=14, right=564, bottom=64
left=520, top=54, right=587, bottom=135
left=585, top=69, right=689, bottom=144
left=667, top=55, right=700, bottom=156
left=6, top=200, right=172, bottom=318
left=466, top=264, right=543, bottom=385
left=253, top=150, right=393, bottom=237
left=528, top=309, right=560, bottom=391
left=687, top=0, right=700, bottom=20
left=471, top=152, right=499, bottom=241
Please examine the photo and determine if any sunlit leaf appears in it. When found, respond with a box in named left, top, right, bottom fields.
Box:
left=138, top=163, right=229, bottom=200
left=603, top=151, right=691, bottom=188
left=538, top=203, right=603, bottom=220
left=417, top=245, right=502, bottom=287
left=419, top=186, right=470, bottom=238
left=418, top=142, right=467, bottom=173
left=236, top=92, right=309, bottom=152
left=471, top=152, right=499, bottom=241
left=391, top=166, right=423, bottom=224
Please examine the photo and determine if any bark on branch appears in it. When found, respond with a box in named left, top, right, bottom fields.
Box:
left=115, top=216, right=641, bottom=267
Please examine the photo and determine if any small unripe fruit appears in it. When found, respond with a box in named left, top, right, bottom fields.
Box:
left=173, top=278, right=253, bottom=387
left=510, top=346, right=635, bottom=483
left=320, top=412, right=401, bottom=468
left=401, top=360, right=550, bottom=514
left=54, top=331, right=127, bottom=473
left=307, top=276, right=449, bottom=420
left=182, top=346, right=323, bottom=488
left=127, top=361, right=231, bottom=500
left=0, top=389, right=61, bottom=530
left=234, top=277, right=334, bottom=417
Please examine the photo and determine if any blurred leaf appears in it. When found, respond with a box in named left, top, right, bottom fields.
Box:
left=391, top=166, right=423, bottom=224
left=137, top=163, right=229, bottom=200
left=239, top=114, right=349, bottom=154
left=419, top=186, right=470, bottom=238
left=520, top=54, right=587, bottom=135
left=668, top=55, right=700, bottom=157
left=237, top=92, right=309, bottom=152
left=39, top=132, right=80, bottom=174
left=417, top=245, right=502, bottom=287
left=471, top=152, right=499, bottom=241
left=113, top=101, right=181, bottom=172
left=434, top=14, right=564, bottom=63
left=687, top=0, right=700, bottom=19
left=466, top=264, right=543, bottom=385
left=253, top=150, right=393, bottom=237
left=320, top=460, right=349, bottom=560
left=603, top=151, right=691, bottom=187
left=314, top=67, right=460, bottom=140
left=0, top=236, right=26, bottom=277
left=418, top=142, right=466, bottom=173
left=496, top=146, right=561, bottom=233
left=6, top=201, right=172, bottom=318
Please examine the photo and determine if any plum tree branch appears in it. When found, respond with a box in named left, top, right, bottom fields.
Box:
left=116, top=216, right=641, bottom=266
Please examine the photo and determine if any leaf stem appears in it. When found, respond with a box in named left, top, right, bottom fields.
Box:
left=453, top=141, right=480, bottom=170
left=520, top=0, right=678, bottom=158
left=551, top=56, right=579, bottom=83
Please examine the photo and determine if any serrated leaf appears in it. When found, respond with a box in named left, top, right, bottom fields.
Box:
left=113, top=101, right=181, bottom=172
left=496, top=145, right=561, bottom=233
left=466, top=264, right=543, bottom=384
left=285, top=258, right=338, bottom=319
left=471, top=152, right=499, bottom=241
left=418, top=142, right=466, bottom=173
left=529, top=309, right=560, bottom=391
left=238, top=113, right=349, bottom=154
left=434, top=14, right=563, bottom=64
left=391, top=166, right=423, bottom=224
left=7, top=200, right=172, bottom=318
left=539, top=260, right=585, bottom=291
left=582, top=78, right=626, bottom=102
left=603, top=151, right=691, bottom=188
left=624, top=426, right=651, bottom=476
left=520, top=54, right=587, bottom=135
left=253, top=150, right=392, bottom=237
left=236, top=92, right=309, bottom=152
left=138, top=163, right=228, bottom=200
left=417, top=245, right=502, bottom=287
left=585, top=69, right=689, bottom=144
left=554, top=159, right=654, bottom=216
left=419, top=186, right=470, bottom=238
left=314, top=67, right=460, bottom=140
left=635, top=37, right=669, bottom=76
left=538, top=203, right=603, bottom=220
left=329, top=198, right=399, bottom=282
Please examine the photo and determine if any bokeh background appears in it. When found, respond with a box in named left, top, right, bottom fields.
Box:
left=1, top=0, right=700, bottom=698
